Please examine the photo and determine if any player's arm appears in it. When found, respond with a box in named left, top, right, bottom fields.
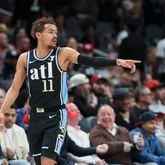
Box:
left=62, top=47, right=141, bottom=73
left=0, top=53, right=27, bottom=113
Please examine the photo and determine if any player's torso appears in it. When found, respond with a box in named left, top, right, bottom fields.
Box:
left=27, top=47, right=68, bottom=108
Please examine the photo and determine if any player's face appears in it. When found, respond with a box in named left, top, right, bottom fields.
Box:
left=39, top=24, right=58, bottom=48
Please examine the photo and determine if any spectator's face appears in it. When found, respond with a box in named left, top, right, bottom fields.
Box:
left=78, top=83, right=91, bottom=95
left=113, top=96, right=135, bottom=112
left=142, top=120, right=157, bottom=135
left=0, top=32, right=8, bottom=48
left=154, top=88, right=164, bottom=101
left=98, top=106, right=115, bottom=129
left=66, top=37, right=78, bottom=50
left=16, top=37, right=31, bottom=52
left=146, top=48, right=157, bottom=64
left=37, top=24, right=57, bottom=49
left=92, top=81, right=111, bottom=96
left=4, top=108, right=17, bottom=128
left=140, top=88, right=153, bottom=105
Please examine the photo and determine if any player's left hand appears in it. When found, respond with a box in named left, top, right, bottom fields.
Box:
left=116, top=59, right=141, bottom=73
left=96, top=144, right=109, bottom=154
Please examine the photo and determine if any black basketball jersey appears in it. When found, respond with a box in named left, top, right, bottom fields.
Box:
left=27, top=47, right=68, bottom=108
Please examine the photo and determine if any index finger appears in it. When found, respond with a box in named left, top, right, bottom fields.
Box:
left=128, top=60, right=141, bottom=63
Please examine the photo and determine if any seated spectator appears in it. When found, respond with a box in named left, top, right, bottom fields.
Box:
left=144, top=79, right=165, bottom=114
left=66, top=102, right=105, bottom=164
left=15, top=89, right=30, bottom=130
left=132, top=86, right=153, bottom=119
left=0, top=105, right=31, bottom=165
left=130, top=111, right=165, bottom=165
left=89, top=105, right=144, bottom=165
left=68, top=73, right=99, bottom=117
left=90, top=74, right=113, bottom=105
left=156, top=114, right=165, bottom=150
left=0, top=143, right=8, bottom=165
left=112, top=87, right=138, bottom=131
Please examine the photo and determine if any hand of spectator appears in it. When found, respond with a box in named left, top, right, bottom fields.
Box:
left=135, top=135, right=144, bottom=150
left=6, top=147, right=15, bottom=160
left=123, top=142, right=133, bottom=152
left=96, top=144, right=109, bottom=154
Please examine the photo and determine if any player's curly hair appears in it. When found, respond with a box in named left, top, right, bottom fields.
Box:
left=31, top=17, right=56, bottom=40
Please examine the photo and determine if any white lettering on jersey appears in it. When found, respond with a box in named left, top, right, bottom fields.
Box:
left=30, top=68, right=39, bottom=80
left=30, top=62, right=53, bottom=80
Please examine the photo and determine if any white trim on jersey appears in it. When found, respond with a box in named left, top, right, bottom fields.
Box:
left=54, top=108, right=67, bottom=155
left=33, top=49, right=54, bottom=61
left=26, top=51, right=31, bottom=97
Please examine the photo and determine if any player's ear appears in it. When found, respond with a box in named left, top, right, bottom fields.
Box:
left=35, top=32, right=41, bottom=39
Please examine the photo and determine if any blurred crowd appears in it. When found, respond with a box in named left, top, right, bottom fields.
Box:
left=0, top=0, right=165, bottom=165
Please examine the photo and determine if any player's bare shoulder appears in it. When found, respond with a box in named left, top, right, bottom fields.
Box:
left=59, top=47, right=79, bottom=63
left=17, top=52, right=28, bottom=70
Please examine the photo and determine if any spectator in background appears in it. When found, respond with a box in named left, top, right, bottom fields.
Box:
left=15, top=36, right=31, bottom=54
left=59, top=133, right=108, bottom=165
left=0, top=144, right=8, bottom=165
left=112, top=87, right=138, bottom=131
left=89, top=104, right=144, bottom=165
left=15, top=89, right=29, bottom=130
left=143, top=0, right=164, bottom=26
left=144, top=47, right=159, bottom=79
left=0, top=24, right=8, bottom=34
left=119, top=15, right=146, bottom=71
left=133, top=86, right=153, bottom=119
left=144, top=79, right=165, bottom=114
left=81, top=20, right=98, bottom=47
left=156, top=115, right=165, bottom=150
left=119, top=69, right=142, bottom=88
left=66, top=102, right=106, bottom=164
left=3, top=50, right=18, bottom=80
left=54, top=12, right=67, bottom=46
left=116, top=22, right=128, bottom=46
left=12, top=27, right=28, bottom=43
left=90, top=74, right=112, bottom=105
left=0, top=32, right=10, bottom=78
left=159, top=85, right=165, bottom=105
left=130, top=111, right=165, bottom=165
left=0, top=105, right=31, bottom=165
left=156, top=24, right=165, bottom=83
left=68, top=73, right=99, bottom=117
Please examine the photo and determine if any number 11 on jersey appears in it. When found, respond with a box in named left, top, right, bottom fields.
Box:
left=42, top=79, right=54, bottom=92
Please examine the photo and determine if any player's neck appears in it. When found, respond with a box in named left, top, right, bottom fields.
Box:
left=36, top=45, right=52, bottom=58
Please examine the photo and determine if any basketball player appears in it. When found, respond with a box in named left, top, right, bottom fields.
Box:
left=0, top=17, right=141, bottom=165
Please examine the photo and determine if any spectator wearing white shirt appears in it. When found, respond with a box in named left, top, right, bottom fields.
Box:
left=66, top=102, right=105, bottom=165
left=0, top=105, right=31, bottom=165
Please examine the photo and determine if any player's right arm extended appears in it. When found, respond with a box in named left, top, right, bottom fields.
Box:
left=0, top=53, right=27, bottom=113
